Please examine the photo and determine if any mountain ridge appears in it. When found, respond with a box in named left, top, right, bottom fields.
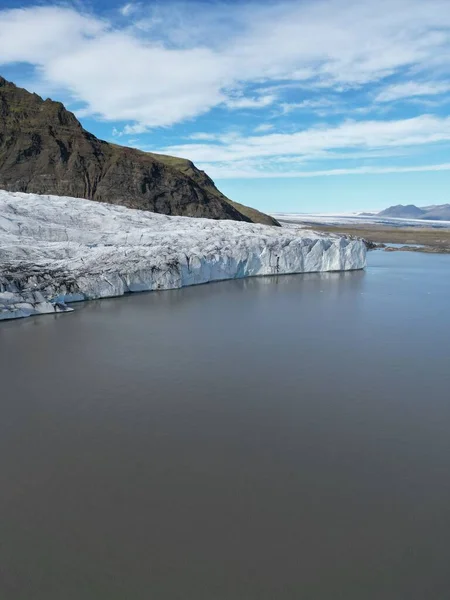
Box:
left=0, top=76, right=278, bottom=226
left=378, top=203, right=450, bottom=221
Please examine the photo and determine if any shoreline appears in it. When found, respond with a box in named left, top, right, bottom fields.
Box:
left=0, top=265, right=367, bottom=322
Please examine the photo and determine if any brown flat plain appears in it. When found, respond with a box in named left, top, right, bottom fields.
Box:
left=295, top=222, right=450, bottom=253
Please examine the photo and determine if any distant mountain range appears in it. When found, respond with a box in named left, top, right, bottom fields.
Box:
left=377, top=204, right=450, bottom=221
left=0, top=76, right=277, bottom=226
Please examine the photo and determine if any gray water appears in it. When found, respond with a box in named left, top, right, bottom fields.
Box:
left=382, top=242, right=426, bottom=248
left=1, top=251, right=450, bottom=600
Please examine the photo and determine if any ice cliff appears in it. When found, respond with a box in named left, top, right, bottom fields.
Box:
left=0, top=191, right=366, bottom=320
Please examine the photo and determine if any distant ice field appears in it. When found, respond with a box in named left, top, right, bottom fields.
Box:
left=274, top=213, right=450, bottom=229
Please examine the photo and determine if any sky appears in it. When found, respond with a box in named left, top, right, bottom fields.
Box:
left=1, top=0, right=450, bottom=213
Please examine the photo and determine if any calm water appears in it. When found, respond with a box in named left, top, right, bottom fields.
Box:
left=1, top=251, right=450, bottom=600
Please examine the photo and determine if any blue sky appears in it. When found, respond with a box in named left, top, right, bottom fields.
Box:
left=1, top=0, right=450, bottom=213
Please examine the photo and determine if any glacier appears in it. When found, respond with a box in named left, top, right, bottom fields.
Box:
left=0, top=190, right=366, bottom=320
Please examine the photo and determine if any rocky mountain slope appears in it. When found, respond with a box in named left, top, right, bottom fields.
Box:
left=419, top=204, right=450, bottom=220
left=377, top=204, right=426, bottom=219
left=0, top=76, right=277, bottom=226
left=378, top=204, right=450, bottom=220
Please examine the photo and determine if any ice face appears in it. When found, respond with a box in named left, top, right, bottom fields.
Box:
left=0, top=190, right=366, bottom=320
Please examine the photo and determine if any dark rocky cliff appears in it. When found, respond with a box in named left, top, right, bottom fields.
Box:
left=0, top=76, right=278, bottom=226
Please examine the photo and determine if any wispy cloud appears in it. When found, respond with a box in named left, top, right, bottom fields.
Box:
left=153, top=114, right=450, bottom=180
left=225, top=95, right=277, bottom=109
left=162, top=115, right=450, bottom=163
left=200, top=162, right=450, bottom=179
left=1, top=0, right=450, bottom=191
left=375, top=81, right=450, bottom=102
left=1, top=0, right=450, bottom=129
left=254, top=124, right=275, bottom=133
left=120, top=3, right=140, bottom=17
left=279, top=99, right=336, bottom=114
left=188, top=132, right=220, bottom=141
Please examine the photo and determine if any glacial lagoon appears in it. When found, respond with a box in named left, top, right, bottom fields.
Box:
left=1, top=250, right=450, bottom=599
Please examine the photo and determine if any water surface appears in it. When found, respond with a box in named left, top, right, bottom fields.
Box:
left=1, top=251, right=450, bottom=599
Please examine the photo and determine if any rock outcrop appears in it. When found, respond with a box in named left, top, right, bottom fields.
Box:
left=0, top=76, right=278, bottom=226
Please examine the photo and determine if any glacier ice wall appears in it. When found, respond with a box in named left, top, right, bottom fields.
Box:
left=0, top=191, right=366, bottom=320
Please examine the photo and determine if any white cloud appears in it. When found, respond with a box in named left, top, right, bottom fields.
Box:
left=0, top=6, right=229, bottom=128
left=120, top=3, right=140, bottom=17
left=225, top=95, right=277, bottom=109
left=254, top=124, right=274, bottom=133
left=0, top=1, right=450, bottom=128
left=375, top=81, right=450, bottom=102
left=0, top=6, right=105, bottom=64
left=47, top=34, right=230, bottom=128
left=280, top=99, right=336, bottom=114
left=200, top=162, right=450, bottom=179
left=161, top=115, right=450, bottom=163
left=189, top=132, right=220, bottom=141
left=122, top=123, right=153, bottom=135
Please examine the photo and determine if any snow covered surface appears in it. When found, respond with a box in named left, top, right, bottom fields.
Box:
left=274, top=212, right=450, bottom=229
left=0, top=191, right=366, bottom=320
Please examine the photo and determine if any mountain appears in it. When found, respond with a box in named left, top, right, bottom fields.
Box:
left=378, top=204, right=426, bottom=219
left=0, top=76, right=278, bottom=226
left=420, top=204, right=450, bottom=220
left=378, top=203, right=450, bottom=221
